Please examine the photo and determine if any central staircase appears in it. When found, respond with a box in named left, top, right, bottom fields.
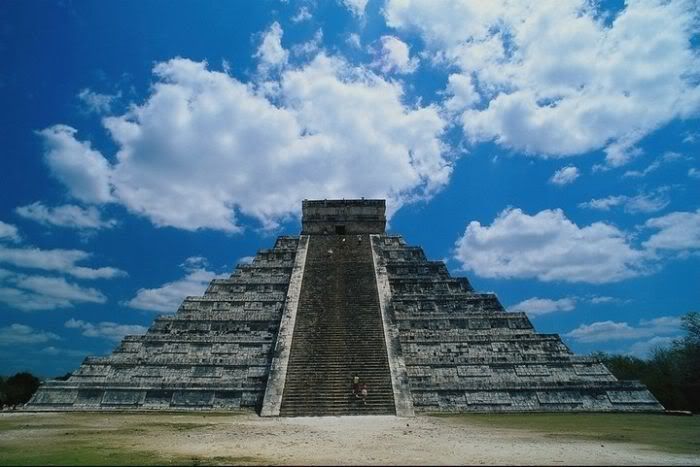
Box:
left=279, top=234, right=396, bottom=416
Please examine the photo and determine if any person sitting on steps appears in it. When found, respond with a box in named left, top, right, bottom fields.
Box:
left=352, top=375, right=360, bottom=398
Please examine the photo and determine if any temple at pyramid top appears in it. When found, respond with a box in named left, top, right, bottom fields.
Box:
left=28, top=198, right=663, bottom=416
left=301, top=199, right=386, bottom=234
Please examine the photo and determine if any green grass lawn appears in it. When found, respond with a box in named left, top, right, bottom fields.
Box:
left=2, top=412, right=698, bottom=465
left=434, top=412, right=700, bottom=455
left=0, top=437, right=168, bottom=466
left=0, top=412, right=263, bottom=466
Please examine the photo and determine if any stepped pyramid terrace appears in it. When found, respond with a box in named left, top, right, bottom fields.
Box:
left=27, top=199, right=663, bottom=415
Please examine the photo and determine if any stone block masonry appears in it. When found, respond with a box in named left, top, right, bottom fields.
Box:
left=28, top=236, right=300, bottom=411
left=27, top=200, right=663, bottom=414
left=371, top=234, right=662, bottom=413
left=261, top=236, right=309, bottom=416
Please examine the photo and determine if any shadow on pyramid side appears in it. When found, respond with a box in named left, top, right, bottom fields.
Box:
left=27, top=199, right=663, bottom=415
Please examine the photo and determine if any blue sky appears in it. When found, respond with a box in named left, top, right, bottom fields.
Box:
left=1, top=0, right=698, bottom=376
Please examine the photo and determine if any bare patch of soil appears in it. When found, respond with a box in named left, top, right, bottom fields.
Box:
left=1, top=412, right=698, bottom=465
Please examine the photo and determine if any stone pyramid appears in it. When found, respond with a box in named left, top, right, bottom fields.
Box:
left=28, top=199, right=662, bottom=415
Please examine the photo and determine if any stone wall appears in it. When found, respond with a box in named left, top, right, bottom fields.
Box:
left=301, top=199, right=386, bottom=234
left=372, top=235, right=663, bottom=413
left=27, top=236, right=299, bottom=411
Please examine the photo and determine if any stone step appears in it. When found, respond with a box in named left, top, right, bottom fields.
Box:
left=285, top=371, right=391, bottom=376
left=282, top=390, right=394, bottom=397
left=280, top=399, right=395, bottom=405
left=285, top=365, right=390, bottom=370
left=285, top=362, right=391, bottom=368
left=285, top=367, right=391, bottom=373
left=281, top=394, right=394, bottom=401
left=281, top=396, right=395, bottom=402
left=283, top=378, right=393, bottom=386
left=288, top=337, right=387, bottom=342
left=281, top=396, right=394, bottom=403
left=280, top=234, right=395, bottom=416
left=281, top=408, right=395, bottom=413
left=281, top=401, right=395, bottom=407
left=284, top=377, right=391, bottom=383
left=280, top=406, right=395, bottom=413
left=279, top=409, right=395, bottom=417
left=287, top=352, right=389, bottom=358
left=284, top=377, right=391, bottom=382
left=285, top=365, right=391, bottom=371
left=284, top=380, right=391, bottom=386
left=285, top=369, right=392, bottom=374
left=292, top=325, right=385, bottom=329
left=285, top=397, right=394, bottom=410
left=291, top=333, right=387, bottom=338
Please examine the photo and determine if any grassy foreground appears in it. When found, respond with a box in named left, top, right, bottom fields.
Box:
left=1, top=411, right=698, bottom=465
left=435, top=412, right=700, bottom=455
left=0, top=412, right=263, bottom=466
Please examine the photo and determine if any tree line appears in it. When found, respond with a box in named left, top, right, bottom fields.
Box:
left=595, top=312, right=700, bottom=413
left=0, top=373, right=40, bottom=409
left=0, top=371, right=73, bottom=409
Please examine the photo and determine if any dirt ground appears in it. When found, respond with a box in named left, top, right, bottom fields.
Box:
left=2, top=411, right=699, bottom=465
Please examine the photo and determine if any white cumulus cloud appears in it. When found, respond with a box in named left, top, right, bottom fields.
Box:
left=385, top=0, right=700, bottom=165
left=65, top=318, right=147, bottom=342
left=454, top=207, right=647, bottom=283
left=125, top=256, right=225, bottom=312
left=346, top=33, right=361, bottom=49
left=444, top=73, right=480, bottom=113
left=578, top=195, right=627, bottom=211
left=578, top=190, right=670, bottom=214
left=643, top=209, right=700, bottom=252
left=255, top=22, right=289, bottom=73
left=509, top=297, right=575, bottom=318
left=291, top=29, right=324, bottom=58
left=588, top=295, right=616, bottom=304
left=0, top=324, right=61, bottom=346
left=16, top=202, right=116, bottom=230
left=0, top=269, right=107, bottom=311
left=549, top=166, right=579, bottom=186
left=0, top=221, right=20, bottom=243
left=291, top=6, right=312, bottom=23
left=375, top=36, right=418, bottom=74
left=0, top=245, right=125, bottom=279
left=341, top=0, right=369, bottom=17
left=623, top=151, right=686, bottom=178
left=41, top=54, right=449, bottom=232
left=39, top=125, right=113, bottom=203
left=627, top=336, right=677, bottom=357
left=77, top=88, right=120, bottom=114
left=566, top=316, right=682, bottom=343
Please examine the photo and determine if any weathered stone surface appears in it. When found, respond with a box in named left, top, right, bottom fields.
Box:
left=301, top=199, right=386, bottom=235
left=27, top=200, right=663, bottom=414
left=277, top=234, right=395, bottom=416
left=371, top=233, right=663, bottom=413
left=261, top=236, right=309, bottom=416
left=28, top=236, right=300, bottom=411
